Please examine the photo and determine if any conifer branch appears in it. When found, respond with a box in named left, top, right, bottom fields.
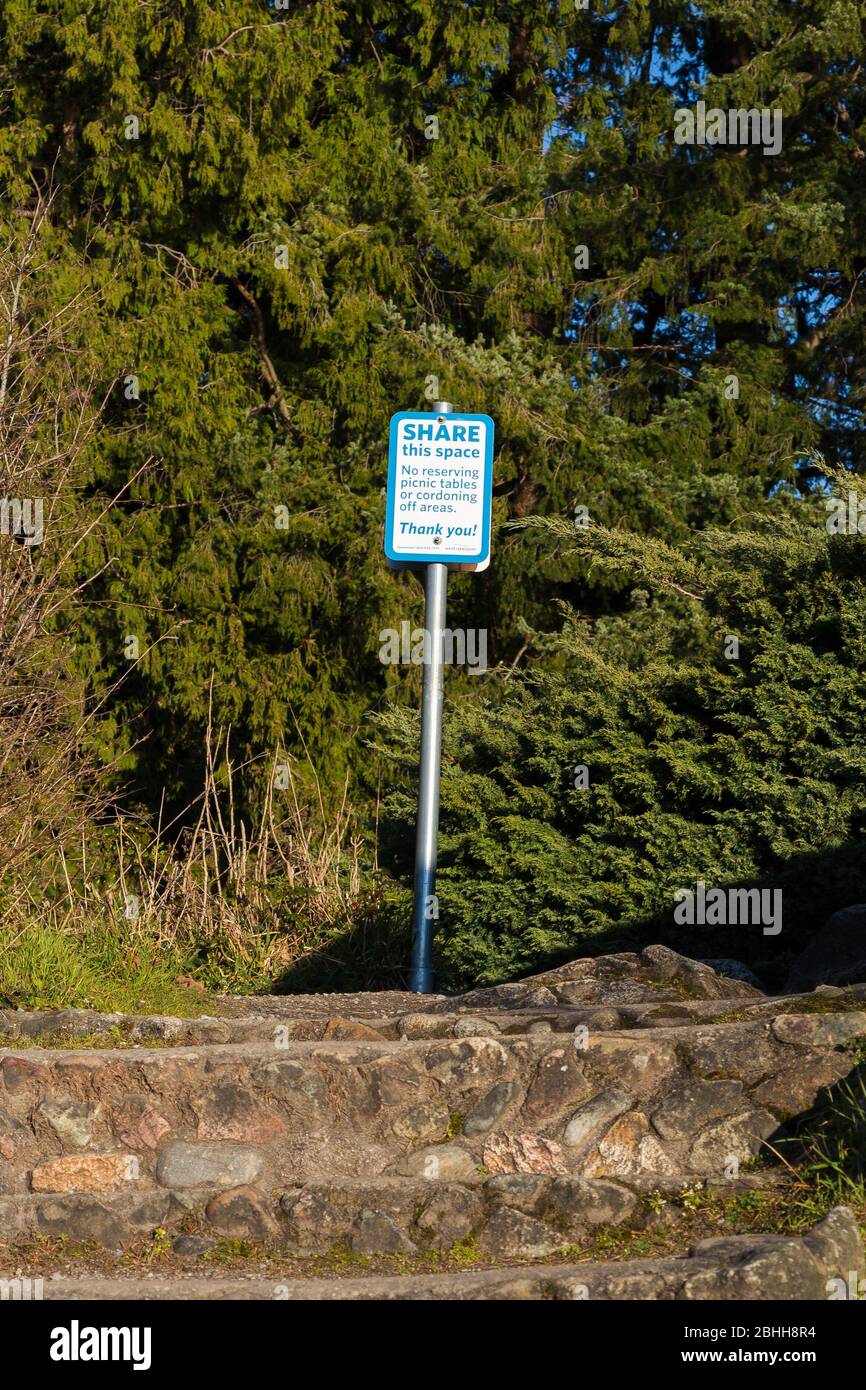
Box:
left=512, top=516, right=706, bottom=603
left=231, top=279, right=293, bottom=430
left=200, top=22, right=292, bottom=64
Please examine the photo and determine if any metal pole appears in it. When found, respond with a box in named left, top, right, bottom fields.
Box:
left=408, top=400, right=452, bottom=993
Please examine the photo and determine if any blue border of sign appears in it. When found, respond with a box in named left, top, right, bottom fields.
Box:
left=384, top=411, right=495, bottom=566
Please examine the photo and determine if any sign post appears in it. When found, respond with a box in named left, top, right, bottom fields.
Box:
left=384, top=401, right=494, bottom=993
left=410, top=553, right=447, bottom=993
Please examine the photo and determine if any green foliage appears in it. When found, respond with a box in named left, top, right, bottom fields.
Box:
left=377, top=492, right=866, bottom=987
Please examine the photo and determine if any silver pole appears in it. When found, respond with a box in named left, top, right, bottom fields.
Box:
left=408, top=400, right=452, bottom=992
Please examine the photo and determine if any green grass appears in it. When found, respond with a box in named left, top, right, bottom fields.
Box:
left=0, top=919, right=217, bottom=1016
left=208, top=1239, right=258, bottom=1265
left=793, top=1066, right=866, bottom=1213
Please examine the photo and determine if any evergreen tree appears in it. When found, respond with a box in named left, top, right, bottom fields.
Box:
left=377, top=478, right=866, bottom=989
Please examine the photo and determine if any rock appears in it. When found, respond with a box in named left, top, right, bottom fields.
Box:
left=453, top=1017, right=501, bottom=1038
left=639, top=944, right=762, bottom=999
left=21, top=1007, right=87, bottom=1035
left=130, top=1017, right=177, bottom=1042
left=39, top=1099, right=101, bottom=1151
left=482, top=1134, right=569, bottom=1176
left=682, top=1235, right=827, bottom=1300
left=784, top=905, right=866, bottom=992
left=485, top=1173, right=548, bottom=1208
left=192, top=1084, right=286, bottom=1143
left=545, top=1177, right=637, bottom=1230
left=0, top=1170, right=17, bottom=1197
left=391, top=1100, right=450, bottom=1144
left=155, top=1141, right=263, bottom=1190
left=279, top=1187, right=302, bottom=1215
left=700, top=959, right=765, bottom=991
left=395, top=1144, right=478, bottom=1180
left=478, top=1208, right=566, bottom=1259
left=0, top=1194, right=37, bottom=1238
left=771, top=1011, right=866, bottom=1048
left=361, top=1053, right=424, bottom=1109
left=184, top=1020, right=232, bottom=1045
left=36, top=1197, right=131, bottom=1248
left=563, top=1087, right=632, bottom=1151
left=423, top=1037, right=508, bottom=1086
left=254, top=1058, right=327, bottom=1112
left=0, top=1056, right=49, bottom=1093
left=577, top=1267, right=678, bottom=1299
left=448, top=983, right=559, bottom=1011
left=639, top=944, right=698, bottom=981
left=521, top=1048, right=591, bottom=1122
left=585, top=1035, right=677, bottom=1095
left=754, top=1059, right=856, bottom=1121
left=642, top=1201, right=686, bottom=1233
left=583, top=1008, right=625, bottom=1030
left=115, top=1096, right=172, bottom=1151
left=415, top=1186, right=483, bottom=1249
left=0, top=1111, right=33, bottom=1163
left=688, top=1108, right=778, bottom=1174
left=280, top=1189, right=351, bottom=1248
left=312, top=1056, right=379, bottom=1121
left=801, top=1206, right=864, bottom=1282
left=650, top=1080, right=744, bottom=1143
left=351, top=1209, right=416, bottom=1255
left=172, top=1234, right=215, bottom=1256
left=463, top=1080, right=521, bottom=1137
left=588, top=1112, right=679, bottom=1179
left=553, top=1221, right=864, bottom=1301
left=205, top=1186, right=278, bottom=1241
left=30, top=1154, right=132, bottom=1194
left=496, top=987, right=560, bottom=1009
left=54, top=1055, right=103, bottom=1076
left=428, top=946, right=761, bottom=1016
left=687, top=1023, right=783, bottom=1085
left=322, top=1017, right=387, bottom=1042
left=126, top=1192, right=178, bottom=1229
left=397, top=1013, right=451, bottom=1040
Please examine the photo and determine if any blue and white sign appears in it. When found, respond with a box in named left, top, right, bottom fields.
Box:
left=385, top=411, right=494, bottom=566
